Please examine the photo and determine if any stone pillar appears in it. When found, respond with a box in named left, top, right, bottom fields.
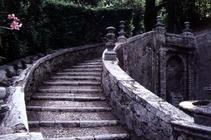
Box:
left=182, top=22, right=197, bottom=100
left=118, top=21, right=127, bottom=43
left=104, top=26, right=117, bottom=61
left=153, top=16, right=167, bottom=99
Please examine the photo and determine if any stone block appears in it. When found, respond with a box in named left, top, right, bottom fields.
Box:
left=0, top=87, right=6, bottom=99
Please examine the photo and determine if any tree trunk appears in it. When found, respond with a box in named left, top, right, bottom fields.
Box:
left=144, top=0, right=157, bottom=31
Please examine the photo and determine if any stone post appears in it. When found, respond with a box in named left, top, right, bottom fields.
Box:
left=182, top=22, right=194, bottom=47
left=153, top=16, right=167, bottom=99
left=118, top=21, right=127, bottom=43
left=104, top=26, right=117, bottom=61
left=182, top=22, right=197, bottom=100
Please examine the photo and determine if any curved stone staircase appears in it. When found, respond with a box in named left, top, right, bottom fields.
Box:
left=26, top=58, right=129, bottom=139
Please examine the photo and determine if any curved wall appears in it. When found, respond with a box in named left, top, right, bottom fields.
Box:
left=102, top=41, right=193, bottom=139
left=2, top=44, right=105, bottom=134
left=122, top=31, right=156, bottom=92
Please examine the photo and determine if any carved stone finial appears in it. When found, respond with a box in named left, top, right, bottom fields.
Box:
left=183, top=22, right=192, bottom=32
left=154, top=16, right=166, bottom=33
left=118, top=21, right=127, bottom=43
left=155, top=16, right=164, bottom=27
left=105, top=26, right=116, bottom=51
left=104, top=26, right=117, bottom=61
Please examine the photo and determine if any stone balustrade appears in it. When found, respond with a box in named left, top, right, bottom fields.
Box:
left=102, top=46, right=193, bottom=139
left=0, top=43, right=105, bottom=137
left=101, top=18, right=211, bottom=140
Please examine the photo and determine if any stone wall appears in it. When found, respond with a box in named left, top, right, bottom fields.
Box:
left=196, top=31, right=211, bottom=99
left=102, top=48, right=193, bottom=140
left=1, top=44, right=105, bottom=135
left=120, top=26, right=197, bottom=105
left=122, top=32, right=155, bottom=92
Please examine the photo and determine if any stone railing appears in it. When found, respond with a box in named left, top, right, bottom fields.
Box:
left=101, top=19, right=211, bottom=140
left=102, top=23, right=193, bottom=139
left=118, top=19, right=197, bottom=102
left=120, top=31, right=155, bottom=92
left=0, top=53, right=47, bottom=136
left=102, top=46, right=193, bottom=139
left=196, top=30, right=211, bottom=46
left=1, top=44, right=104, bottom=137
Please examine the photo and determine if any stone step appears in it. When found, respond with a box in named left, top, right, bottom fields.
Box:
left=27, top=111, right=116, bottom=122
left=43, top=81, right=101, bottom=86
left=55, top=72, right=101, bottom=76
left=33, top=93, right=103, bottom=98
left=74, top=63, right=103, bottom=69
left=39, top=86, right=101, bottom=90
left=27, top=106, right=112, bottom=112
left=78, top=62, right=102, bottom=65
left=28, top=120, right=119, bottom=128
left=27, top=100, right=110, bottom=108
left=50, top=76, right=101, bottom=81
left=38, top=88, right=102, bottom=94
left=29, top=126, right=129, bottom=139
left=83, top=59, right=102, bottom=63
left=31, top=95, right=106, bottom=101
left=62, top=68, right=102, bottom=72
left=71, top=65, right=102, bottom=69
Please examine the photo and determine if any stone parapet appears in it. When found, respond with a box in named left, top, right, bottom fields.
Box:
left=102, top=47, right=193, bottom=140
left=1, top=43, right=105, bottom=135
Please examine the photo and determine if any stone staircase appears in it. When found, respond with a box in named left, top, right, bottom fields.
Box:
left=26, top=58, right=129, bottom=139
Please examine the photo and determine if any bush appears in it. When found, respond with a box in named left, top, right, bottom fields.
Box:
left=42, top=1, right=134, bottom=48
left=0, top=0, right=142, bottom=64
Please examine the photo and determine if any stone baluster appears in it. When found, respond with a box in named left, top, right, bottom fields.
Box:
left=118, top=21, right=127, bottom=43
left=104, top=26, right=117, bottom=61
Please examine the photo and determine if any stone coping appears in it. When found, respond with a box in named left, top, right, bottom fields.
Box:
left=172, top=120, right=211, bottom=138
left=0, top=132, right=43, bottom=140
left=1, top=43, right=104, bottom=135
left=180, top=100, right=211, bottom=116
left=127, top=31, right=154, bottom=44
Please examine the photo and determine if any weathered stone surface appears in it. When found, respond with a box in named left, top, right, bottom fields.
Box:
left=2, top=86, right=28, bottom=133
left=0, top=132, right=43, bottom=140
left=196, top=30, right=211, bottom=100
left=102, top=49, right=193, bottom=140
left=0, top=44, right=106, bottom=136
left=0, top=87, right=6, bottom=99
left=123, top=28, right=197, bottom=106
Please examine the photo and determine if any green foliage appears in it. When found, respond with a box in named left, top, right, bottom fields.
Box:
left=0, top=0, right=136, bottom=64
left=98, top=0, right=145, bottom=9
left=43, top=0, right=134, bottom=48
